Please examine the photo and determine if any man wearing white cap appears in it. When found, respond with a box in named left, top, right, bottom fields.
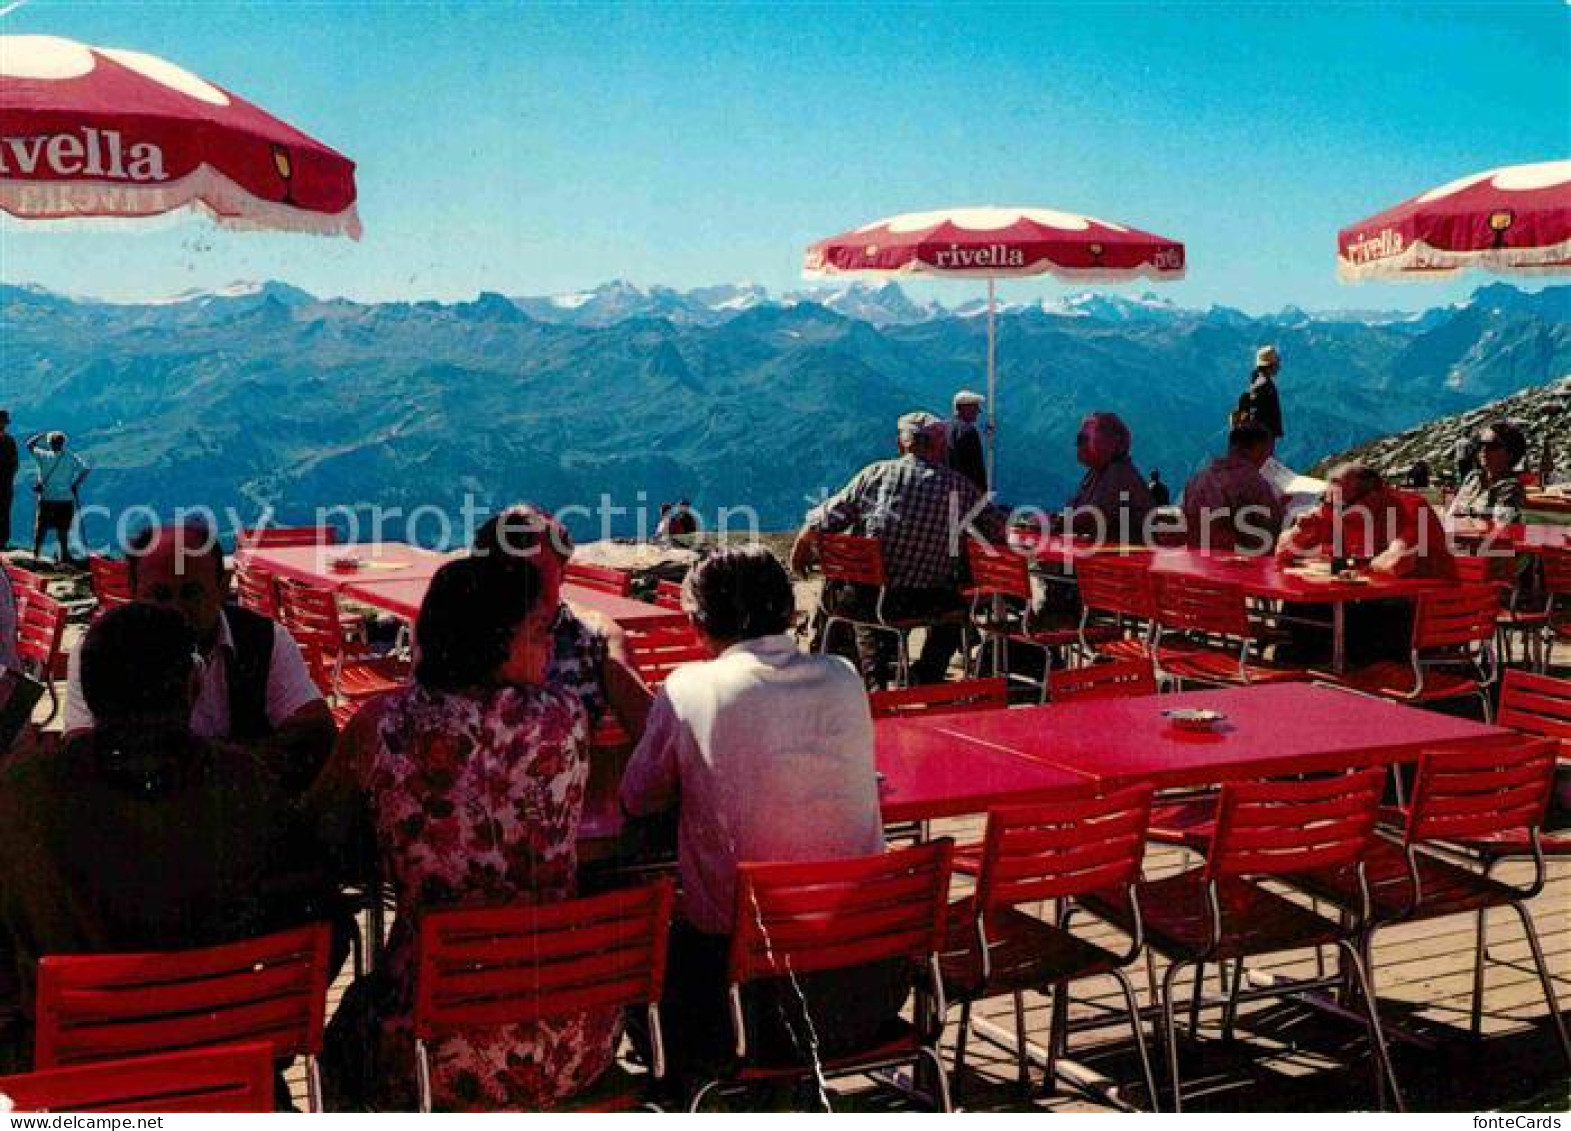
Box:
left=946, top=390, right=989, bottom=493
left=1233, top=345, right=1284, bottom=451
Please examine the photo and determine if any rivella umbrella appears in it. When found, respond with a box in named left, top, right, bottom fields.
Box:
left=804, top=206, right=1185, bottom=484
left=0, top=34, right=360, bottom=237
left=1337, top=160, right=1570, bottom=283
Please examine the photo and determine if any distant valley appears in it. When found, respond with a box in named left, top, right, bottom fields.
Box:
left=2, top=278, right=1567, bottom=545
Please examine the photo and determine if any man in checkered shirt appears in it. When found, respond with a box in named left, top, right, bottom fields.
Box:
left=791, top=412, right=1004, bottom=688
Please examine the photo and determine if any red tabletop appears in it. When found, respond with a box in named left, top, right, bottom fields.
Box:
left=236, top=542, right=452, bottom=590
left=915, top=683, right=1505, bottom=790
left=1448, top=519, right=1571, bottom=556
left=875, top=720, right=1092, bottom=822
left=340, top=571, right=685, bottom=632
left=1147, top=548, right=1445, bottom=605
left=1009, top=528, right=1157, bottom=567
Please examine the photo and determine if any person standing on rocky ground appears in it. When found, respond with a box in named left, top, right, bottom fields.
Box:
left=945, top=389, right=989, bottom=493
left=26, top=431, right=89, bottom=567
left=1147, top=468, right=1170, bottom=507
left=0, top=413, right=16, bottom=552
left=1233, top=345, right=1284, bottom=454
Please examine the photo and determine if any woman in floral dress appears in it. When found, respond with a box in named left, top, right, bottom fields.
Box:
left=322, top=556, right=617, bottom=1111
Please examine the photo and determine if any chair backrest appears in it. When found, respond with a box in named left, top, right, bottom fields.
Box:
left=1153, top=572, right=1251, bottom=639
left=1412, top=584, right=1500, bottom=652
left=237, top=525, right=339, bottom=549
left=1207, top=768, right=1384, bottom=881
left=1047, top=658, right=1157, bottom=703
left=564, top=561, right=632, bottom=597
left=965, top=541, right=1033, bottom=603
left=87, top=555, right=132, bottom=610
left=15, top=590, right=65, bottom=677
left=0, top=1042, right=275, bottom=1113
left=626, top=624, right=710, bottom=688
left=974, top=784, right=1153, bottom=914
left=1498, top=669, right=1571, bottom=744
left=728, top=839, right=953, bottom=985
left=817, top=532, right=888, bottom=589
left=34, top=923, right=332, bottom=1069
left=652, top=578, right=686, bottom=611
left=1540, top=547, right=1571, bottom=598
left=413, top=880, right=674, bottom=1041
left=868, top=677, right=1009, bottom=719
left=1076, top=554, right=1156, bottom=621
left=2, top=561, right=48, bottom=595
left=233, top=567, right=278, bottom=620
left=275, top=582, right=346, bottom=691
left=1405, top=738, right=1558, bottom=845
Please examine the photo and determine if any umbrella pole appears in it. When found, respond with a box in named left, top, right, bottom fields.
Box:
left=986, top=277, right=997, bottom=490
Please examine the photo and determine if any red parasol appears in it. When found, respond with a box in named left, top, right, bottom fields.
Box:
left=0, top=34, right=360, bottom=238
left=805, top=206, right=1186, bottom=481
left=1337, top=160, right=1569, bottom=283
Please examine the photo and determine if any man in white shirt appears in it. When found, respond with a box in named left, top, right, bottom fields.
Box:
left=620, top=545, right=902, bottom=1094
left=62, top=520, right=335, bottom=792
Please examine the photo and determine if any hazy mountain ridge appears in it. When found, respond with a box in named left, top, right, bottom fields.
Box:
left=2, top=279, right=1567, bottom=543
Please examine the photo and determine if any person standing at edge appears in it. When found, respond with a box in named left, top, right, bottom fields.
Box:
left=946, top=389, right=989, bottom=493
left=0, top=413, right=17, bottom=552
left=1234, top=345, right=1284, bottom=455
left=26, top=431, right=88, bottom=567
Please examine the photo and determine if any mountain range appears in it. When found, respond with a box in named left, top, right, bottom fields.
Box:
left=2, top=278, right=1567, bottom=545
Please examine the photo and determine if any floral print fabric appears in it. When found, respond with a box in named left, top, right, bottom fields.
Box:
left=360, top=682, right=618, bottom=1111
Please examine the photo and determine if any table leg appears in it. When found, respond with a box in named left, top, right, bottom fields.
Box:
left=1332, top=603, right=1347, bottom=674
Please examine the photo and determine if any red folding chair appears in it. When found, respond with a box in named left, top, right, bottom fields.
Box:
left=815, top=532, right=966, bottom=689
left=1074, top=553, right=1160, bottom=662
left=86, top=555, right=131, bottom=619
left=277, top=581, right=407, bottom=703
left=869, top=677, right=1008, bottom=719
left=565, top=561, right=632, bottom=597
left=237, top=525, right=340, bottom=549
left=14, top=588, right=65, bottom=723
left=1151, top=573, right=1308, bottom=689
left=413, top=881, right=675, bottom=1112
left=626, top=624, right=710, bottom=689
left=964, top=543, right=1115, bottom=701
left=689, top=840, right=956, bottom=1112
left=1294, top=738, right=1569, bottom=1067
left=1047, top=657, right=1157, bottom=703
left=652, top=578, right=686, bottom=611
left=34, top=923, right=333, bottom=1110
left=2, top=561, right=48, bottom=595
left=234, top=566, right=279, bottom=620
left=1315, top=584, right=1499, bottom=719
left=940, top=786, right=1159, bottom=1107
left=1083, top=768, right=1402, bottom=1112
left=0, top=1042, right=275, bottom=1113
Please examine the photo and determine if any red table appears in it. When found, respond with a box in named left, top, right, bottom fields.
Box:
left=235, top=542, right=452, bottom=589
left=1010, top=528, right=1156, bottom=567
left=914, top=683, right=1505, bottom=790
left=1148, top=549, right=1446, bottom=673
left=875, top=722, right=1092, bottom=823
left=337, top=573, right=684, bottom=630
left=1447, top=518, right=1571, bottom=556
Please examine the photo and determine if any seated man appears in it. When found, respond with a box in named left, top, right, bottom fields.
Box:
left=1061, top=412, right=1155, bottom=541
left=1180, top=421, right=1285, bottom=554
left=791, top=412, right=1002, bottom=688
left=0, top=604, right=344, bottom=1070
left=619, top=547, right=906, bottom=1099
left=1275, top=462, right=1455, bottom=665
left=62, top=519, right=334, bottom=793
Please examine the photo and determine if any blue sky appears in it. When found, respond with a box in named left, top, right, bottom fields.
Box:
left=1, top=1, right=1567, bottom=311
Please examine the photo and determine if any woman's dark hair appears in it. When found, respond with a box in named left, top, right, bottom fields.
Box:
left=81, top=602, right=197, bottom=722
left=415, top=556, right=544, bottom=693
left=472, top=503, right=574, bottom=565
left=684, top=546, right=796, bottom=642
left=1480, top=420, right=1528, bottom=468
